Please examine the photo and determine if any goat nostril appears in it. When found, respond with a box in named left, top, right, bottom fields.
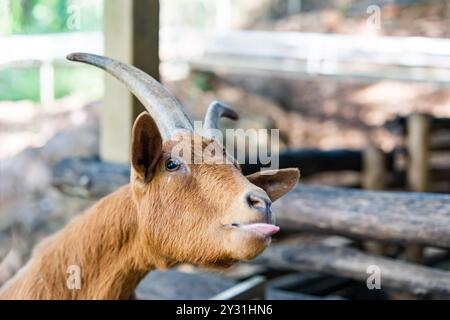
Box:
left=248, top=196, right=262, bottom=208
left=246, top=193, right=271, bottom=212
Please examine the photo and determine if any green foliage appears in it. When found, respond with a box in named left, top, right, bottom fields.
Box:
left=193, top=71, right=214, bottom=92
left=0, top=64, right=103, bottom=102
left=53, top=64, right=103, bottom=100
left=0, top=67, right=40, bottom=101
left=0, top=0, right=104, bottom=101
left=1, top=0, right=102, bottom=35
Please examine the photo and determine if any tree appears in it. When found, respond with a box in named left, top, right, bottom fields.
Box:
left=5, top=0, right=102, bottom=35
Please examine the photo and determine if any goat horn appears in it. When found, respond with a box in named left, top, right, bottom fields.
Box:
left=66, top=53, right=193, bottom=140
left=203, top=101, right=239, bottom=138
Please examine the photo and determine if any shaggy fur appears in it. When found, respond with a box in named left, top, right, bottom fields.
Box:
left=0, top=113, right=299, bottom=300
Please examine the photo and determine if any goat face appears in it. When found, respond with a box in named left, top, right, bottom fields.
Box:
left=130, top=113, right=299, bottom=268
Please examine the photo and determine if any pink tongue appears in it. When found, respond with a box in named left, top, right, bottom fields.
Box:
left=241, top=223, right=280, bottom=236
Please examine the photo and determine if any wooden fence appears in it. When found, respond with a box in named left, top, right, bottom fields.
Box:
left=52, top=154, right=450, bottom=299
left=2, top=28, right=450, bottom=108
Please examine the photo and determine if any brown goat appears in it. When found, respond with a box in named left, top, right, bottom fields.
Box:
left=0, top=53, right=299, bottom=300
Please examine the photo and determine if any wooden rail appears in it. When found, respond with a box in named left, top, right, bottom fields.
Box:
left=4, top=29, right=450, bottom=110
left=188, top=30, right=450, bottom=85
left=51, top=155, right=450, bottom=299
left=52, top=156, right=450, bottom=249
left=274, top=185, right=450, bottom=248
left=255, top=243, right=450, bottom=299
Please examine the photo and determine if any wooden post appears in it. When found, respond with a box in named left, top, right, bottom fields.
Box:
left=362, top=142, right=386, bottom=190
left=406, top=113, right=430, bottom=192
left=39, top=60, right=55, bottom=109
left=102, top=0, right=160, bottom=164
left=362, top=142, right=387, bottom=255
left=405, top=113, right=430, bottom=263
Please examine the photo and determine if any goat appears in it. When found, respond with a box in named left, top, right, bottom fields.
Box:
left=0, top=53, right=299, bottom=300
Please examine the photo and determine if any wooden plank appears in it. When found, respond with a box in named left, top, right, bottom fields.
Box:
left=267, top=272, right=350, bottom=297
left=199, top=31, right=450, bottom=69
left=52, top=158, right=450, bottom=248
left=362, top=143, right=386, bottom=190
left=137, top=270, right=236, bottom=300
left=405, top=114, right=431, bottom=262
left=407, top=113, right=430, bottom=192
left=267, top=288, right=344, bottom=300
left=242, top=148, right=395, bottom=176
left=273, top=185, right=450, bottom=249
left=255, top=244, right=450, bottom=299
left=102, top=0, right=159, bottom=164
left=187, top=30, right=450, bottom=84
left=385, top=115, right=450, bottom=135
left=210, top=276, right=266, bottom=300
left=362, top=143, right=388, bottom=255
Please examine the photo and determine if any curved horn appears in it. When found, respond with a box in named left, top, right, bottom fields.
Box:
left=66, top=53, right=193, bottom=140
left=203, top=101, right=238, bottom=138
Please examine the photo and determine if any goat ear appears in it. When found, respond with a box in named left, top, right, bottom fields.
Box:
left=131, top=112, right=162, bottom=182
left=246, top=168, right=299, bottom=202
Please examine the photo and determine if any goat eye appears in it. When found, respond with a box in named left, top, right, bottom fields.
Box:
left=165, top=158, right=181, bottom=171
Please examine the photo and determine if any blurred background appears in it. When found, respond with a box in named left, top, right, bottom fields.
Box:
left=1, top=0, right=450, bottom=300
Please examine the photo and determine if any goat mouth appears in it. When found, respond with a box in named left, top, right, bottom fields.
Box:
left=224, top=223, right=280, bottom=237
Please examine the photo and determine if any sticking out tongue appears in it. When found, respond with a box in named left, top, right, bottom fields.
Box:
left=240, top=223, right=280, bottom=236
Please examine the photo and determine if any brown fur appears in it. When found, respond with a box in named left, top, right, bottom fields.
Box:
left=0, top=113, right=299, bottom=299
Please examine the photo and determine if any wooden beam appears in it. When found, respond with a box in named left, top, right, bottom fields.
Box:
left=273, top=185, right=450, bottom=249
left=190, top=30, right=450, bottom=84
left=51, top=158, right=450, bottom=248
left=385, top=115, right=450, bottom=135
left=136, top=269, right=236, bottom=299
left=241, top=148, right=392, bottom=176
left=267, top=271, right=350, bottom=297
left=407, top=113, right=430, bottom=192
left=267, top=288, right=341, bottom=300
left=406, top=114, right=431, bottom=262
left=210, top=276, right=266, bottom=300
left=102, top=0, right=159, bottom=164
left=256, top=244, right=450, bottom=299
left=362, top=143, right=388, bottom=255
left=362, top=143, right=386, bottom=190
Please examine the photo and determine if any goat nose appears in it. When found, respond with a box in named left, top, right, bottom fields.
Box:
left=246, top=192, right=271, bottom=215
